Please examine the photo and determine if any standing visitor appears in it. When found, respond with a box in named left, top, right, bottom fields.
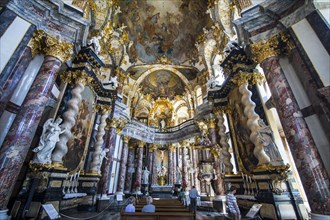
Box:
left=226, top=186, right=241, bottom=220
left=189, top=185, right=199, bottom=212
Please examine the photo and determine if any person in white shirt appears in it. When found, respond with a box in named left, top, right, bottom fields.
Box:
left=124, top=196, right=136, bottom=212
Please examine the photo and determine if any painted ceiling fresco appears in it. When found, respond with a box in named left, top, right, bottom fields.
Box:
left=139, top=70, right=185, bottom=100
left=118, top=0, right=212, bottom=64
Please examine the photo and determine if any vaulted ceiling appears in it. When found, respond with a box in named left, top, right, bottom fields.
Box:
left=118, top=0, right=212, bottom=64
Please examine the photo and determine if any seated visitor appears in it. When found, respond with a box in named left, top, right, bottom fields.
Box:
left=141, top=196, right=156, bottom=213
left=124, top=196, right=136, bottom=212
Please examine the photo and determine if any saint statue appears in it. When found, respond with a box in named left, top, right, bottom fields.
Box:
left=142, top=167, right=150, bottom=184
left=257, top=119, right=283, bottom=165
left=97, top=148, right=109, bottom=174
left=32, top=118, right=66, bottom=164
left=87, top=36, right=102, bottom=54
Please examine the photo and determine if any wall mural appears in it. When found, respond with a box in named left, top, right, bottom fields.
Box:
left=63, top=87, right=95, bottom=171
left=229, top=88, right=258, bottom=172
left=118, top=0, right=212, bottom=64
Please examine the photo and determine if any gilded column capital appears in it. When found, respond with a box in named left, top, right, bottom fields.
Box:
left=94, top=103, right=112, bottom=114
left=149, top=144, right=158, bottom=152
left=44, top=34, right=73, bottom=62
left=250, top=35, right=280, bottom=64
left=137, top=140, right=144, bottom=148
left=28, top=30, right=73, bottom=62
left=122, top=136, right=130, bottom=143
left=207, top=118, right=217, bottom=129
left=214, top=105, right=232, bottom=115
left=168, top=144, right=176, bottom=152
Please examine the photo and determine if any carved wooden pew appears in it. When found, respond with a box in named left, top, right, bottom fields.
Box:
left=120, top=212, right=195, bottom=220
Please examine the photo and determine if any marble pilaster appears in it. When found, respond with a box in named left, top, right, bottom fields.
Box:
left=116, top=136, right=130, bottom=194
left=135, top=141, right=144, bottom=189
left=0, top=55, right=63, bottom=209
left=0, top=47, right=32, bottom=117
left=260, top=56, right=330, bottom=215
left=124, top=146, right=135, bottom=193
left=100, top=119, right=117, bottom=195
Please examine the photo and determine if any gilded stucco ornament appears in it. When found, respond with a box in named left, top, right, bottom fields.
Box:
left=61, top=70, right=93, bottom=86
left=28, top=30, right=44, bottom=58
left=250, top=35, right=280, bottom=64
left=230, top=71, right=264, bottom=86
left=94, top=103, right=112, bottom=114
left=115, top=118, right=128, bottom=134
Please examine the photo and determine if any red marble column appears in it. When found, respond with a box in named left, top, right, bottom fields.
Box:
left=0, top=55, right=62, bottom=209
left=260, top=56, right=330, bottom=215
left=116, top=136, right=130, bottom=194
left=100, top=125, right=117, bottom=195
left=124, top=146, right=135, bottom=193
left=151, top=145, right=158, bottom=185
left=135, top=142, right=144, bottom=190
left=181, top=144, right=189, bottom=189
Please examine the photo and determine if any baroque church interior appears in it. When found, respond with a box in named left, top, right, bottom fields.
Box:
left=0, top=0, right=329, bottom=219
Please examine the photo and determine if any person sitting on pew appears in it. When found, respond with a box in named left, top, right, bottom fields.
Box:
left=124, top=196, right=136, bottom=212
left=141, top=196, right=156, bottom=213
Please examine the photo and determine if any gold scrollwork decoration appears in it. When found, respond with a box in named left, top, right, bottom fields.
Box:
left=94, top=103, right=112, bottom=114
left=28, top=30, right=45, bottom=58
left=230, top=71, right=264, bottom=86
left=61, top=70, right=94, bottom=86
left=207, top=118, right=217, bottom=129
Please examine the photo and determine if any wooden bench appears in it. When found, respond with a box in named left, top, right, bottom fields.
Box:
left=120, top=212, right=195, bottom=220
left=135, top=207, right=190, bottom=212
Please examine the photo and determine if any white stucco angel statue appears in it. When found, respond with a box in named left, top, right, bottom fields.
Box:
left=32, top=117, right=66, bottom=164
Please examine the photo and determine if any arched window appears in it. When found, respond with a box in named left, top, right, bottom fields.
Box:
left=196, top=87, right=203, bottom=106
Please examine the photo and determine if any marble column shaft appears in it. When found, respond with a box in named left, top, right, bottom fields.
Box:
left=0, top=56, right=62, bottom=209
left=151, top=148, right=158, bottom=185
left=135, top=143, right=144, bottom=187
left=192, top=149, right=200, bottom=192
left=261, top=56, right=330, bottom=214
left=124, top=147, right=135, bottom=193
left=100, top=126, right=117, bottom=195
left=116, top=137, right=129, bottom=193
left=181, top=146, right=188, bottom=188
left=168, top=147, right=174, bottom=185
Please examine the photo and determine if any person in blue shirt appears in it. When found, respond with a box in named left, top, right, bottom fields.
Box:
left=124, top=196, right=136, bottom=212
left=141, top=196, right=156, bottom=212
left=189, top=185, right=199, bottom=212
left=226, top=186, right=241, bottom=220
